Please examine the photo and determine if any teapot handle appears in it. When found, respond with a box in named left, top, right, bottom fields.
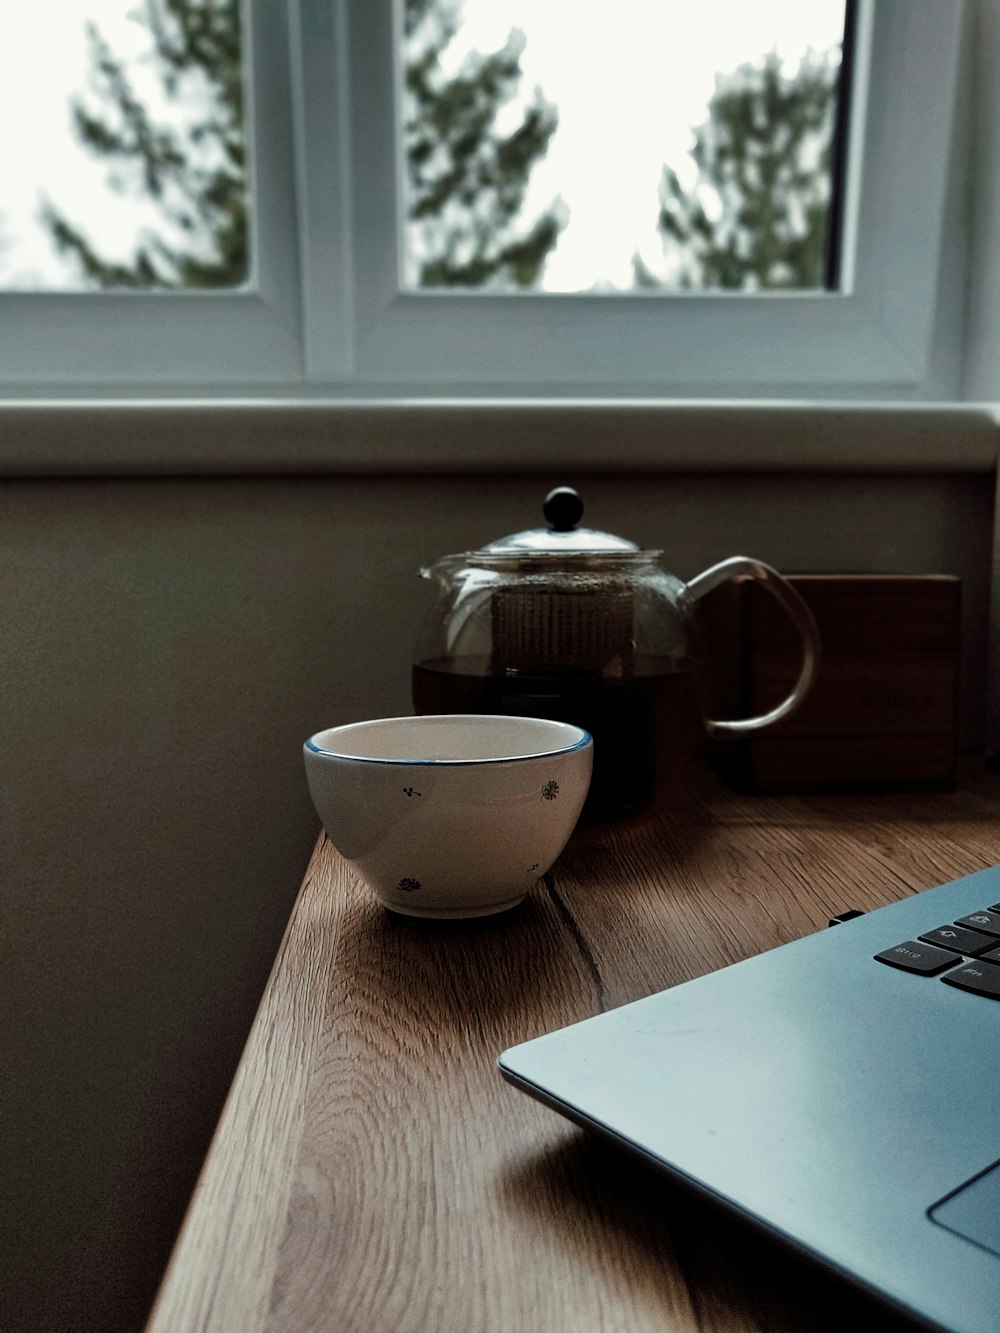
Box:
left=685, top=557, right=820, bottom=738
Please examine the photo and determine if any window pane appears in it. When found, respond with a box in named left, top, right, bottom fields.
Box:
left=398, top=0, right=849, bottom=293
left=0, top=1, right=249, bottom=291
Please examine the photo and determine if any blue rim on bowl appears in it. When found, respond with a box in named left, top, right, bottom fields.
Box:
left=304, top=714, right=593, bottom=766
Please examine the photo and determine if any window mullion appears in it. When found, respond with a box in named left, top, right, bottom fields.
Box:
left=293, top=0, right=357, bottom=382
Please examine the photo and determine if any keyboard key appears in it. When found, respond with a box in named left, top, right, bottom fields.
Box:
left=988, top=903, right=1000, bottom=914
left=875, top=941, right=958, bottom=975
left=919, top=925, right=996, bottom=955
left=978, top=946, right=1000, bottom=965
left=941, top=963, right=1000, bottom=998
left=956, top=911, right=1000, bottom=937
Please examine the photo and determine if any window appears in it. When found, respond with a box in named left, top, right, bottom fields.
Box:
left=0, top=1, right=970, bottom=399
left=344, top=0, right=964, bottom=393
left=0, top=0, right=300, bottom=387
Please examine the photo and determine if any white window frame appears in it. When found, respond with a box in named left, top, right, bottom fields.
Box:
left=0, top=0, right=971, bottom=402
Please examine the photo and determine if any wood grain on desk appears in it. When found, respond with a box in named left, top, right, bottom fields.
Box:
left=146, top=763, right=1000, bottom=1333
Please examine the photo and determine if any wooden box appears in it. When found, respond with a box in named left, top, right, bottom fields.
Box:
left=703, top=574, right=961, bottom=792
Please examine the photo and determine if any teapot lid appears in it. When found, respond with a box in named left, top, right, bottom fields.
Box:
left=478, top=487, right=640, bottom=556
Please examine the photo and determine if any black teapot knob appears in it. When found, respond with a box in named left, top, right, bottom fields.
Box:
left=543, top=486, right=584, bottom=532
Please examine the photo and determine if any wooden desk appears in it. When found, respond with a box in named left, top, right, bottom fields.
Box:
left=147, top=763, right=1000, bottom=1333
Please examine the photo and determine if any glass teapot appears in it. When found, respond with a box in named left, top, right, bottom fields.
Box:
left=412, top=487, right=819, bottom=819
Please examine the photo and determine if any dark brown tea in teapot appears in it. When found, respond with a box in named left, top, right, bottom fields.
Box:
left=412, top=657, right=707, bottom=820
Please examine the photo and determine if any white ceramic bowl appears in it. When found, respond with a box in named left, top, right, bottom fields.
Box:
left=303, top=714, right=593, bottom=919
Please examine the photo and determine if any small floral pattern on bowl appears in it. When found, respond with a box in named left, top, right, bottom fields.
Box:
left=542, top=780, right=559, bottom=800
left=397, top=877, right=422, bottom=893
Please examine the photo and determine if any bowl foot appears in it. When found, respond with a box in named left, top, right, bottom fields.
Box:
left=383, top=893, right=527, bottom=920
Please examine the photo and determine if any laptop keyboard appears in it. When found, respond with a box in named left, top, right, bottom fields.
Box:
left=875, top=902, right=1000, bottom=998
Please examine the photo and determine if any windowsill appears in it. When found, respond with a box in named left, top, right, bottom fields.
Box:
left=0, top=398, right=996, bottom=477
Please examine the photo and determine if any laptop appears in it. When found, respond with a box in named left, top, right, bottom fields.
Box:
left=499, top=863, right=1000, bottom=1333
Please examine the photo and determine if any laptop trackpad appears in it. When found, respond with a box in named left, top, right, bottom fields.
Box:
left=930, top=1160, right=1000, bottom=1258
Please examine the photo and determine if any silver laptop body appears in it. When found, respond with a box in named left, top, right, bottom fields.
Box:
left=500, top=865, right=1000, bottom=1333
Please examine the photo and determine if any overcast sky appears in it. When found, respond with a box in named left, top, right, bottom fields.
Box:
left=0, top=1, right=844, bottom=291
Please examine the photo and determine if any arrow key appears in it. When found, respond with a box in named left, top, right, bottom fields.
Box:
left=956, top=911, right=1000, bottom=937
left=920, top=925, right=996, bottom=955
